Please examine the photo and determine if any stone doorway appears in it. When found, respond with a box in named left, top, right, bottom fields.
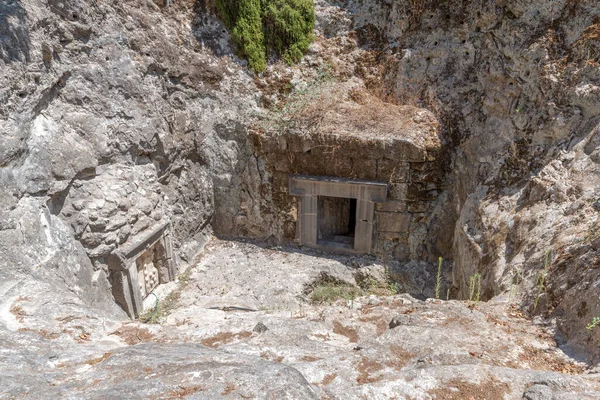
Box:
left=108, top=220, right=176, bottom=318
left=289, top=175, right=387, bottom=254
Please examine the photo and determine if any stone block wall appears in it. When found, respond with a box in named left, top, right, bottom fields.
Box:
left=230, top=130, right=445, bottom=262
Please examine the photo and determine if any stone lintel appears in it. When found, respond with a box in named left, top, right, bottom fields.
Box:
left=289, top=175, right=387, bottom=202
left=109, top=219, right=171, bottom=270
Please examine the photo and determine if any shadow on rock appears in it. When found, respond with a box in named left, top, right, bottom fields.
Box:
left=0, top=0, right=30, bottom=63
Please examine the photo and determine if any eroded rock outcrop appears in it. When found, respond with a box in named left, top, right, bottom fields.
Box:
left=0, top=0, right=257, bottom=322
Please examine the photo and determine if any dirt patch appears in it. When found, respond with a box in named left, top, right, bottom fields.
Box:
left=200, top=331, right=252, bottom=348
left=301, top=355, right=321, bottom=362
left=168, top=385, right=206, bottom=398
left=333, top=321, right=359, bottom=343
left=18, top=327, right=60, bottom=339
left=428, top=376, right=509, bottom=400
left=507, top=305, right=528, bottom=319
left=359, top=315, right=388, bottom=336
left=356, top=356, right=384, bottom=385
left=111, top=325, right=155, bottom=345
left=86, top=352, right=112, bottom=366
left=512, top=346, right=584, bottom=374
left=221, top=382, right=236, bottom=395
left=386, top=345, right=413, bottom=370
left=322, top=373, right=337, bottom=385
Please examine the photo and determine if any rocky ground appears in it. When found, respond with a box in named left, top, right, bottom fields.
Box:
left=3, top=239, right=600, bottom=399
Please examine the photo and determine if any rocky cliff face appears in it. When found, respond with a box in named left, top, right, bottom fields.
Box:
left=299, top=0, right=600, bottom=361
left=1, top=0, right=257, bottom=319
left=410, top=0, right=600, bottom=361
left=206, top=0, right=600, bottom=361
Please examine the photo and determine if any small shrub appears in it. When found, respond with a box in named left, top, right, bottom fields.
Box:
left=258, top=62, right=333, bottom=128
left=262, top=0, right=315, bottom=65
left=307, top=272, right=362, bottom=304
left=311, top=284, right=362, bottom=304
left=218, top=0, right=266, bottom=71
left=216, top=0, right=315, bottom=71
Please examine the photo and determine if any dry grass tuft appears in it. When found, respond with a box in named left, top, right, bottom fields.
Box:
left=332, top=321, right=359, bottom=343
left=10, top=304, right=26, bottom=323
left=169, top=385, right=206, bottom=398
left=428, top=376, right=509, bottom=400
left=111, top=325, right=155, bottom=345
left=200, top=331, right=252, bottom=348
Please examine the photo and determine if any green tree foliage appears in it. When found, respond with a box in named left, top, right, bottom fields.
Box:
left=216, top=0, right=315, bottom=72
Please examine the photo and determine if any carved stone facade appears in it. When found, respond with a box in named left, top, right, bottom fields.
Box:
left=108, top=220, right=176, bottom=318
left=290, top=175, right=387, bottom=253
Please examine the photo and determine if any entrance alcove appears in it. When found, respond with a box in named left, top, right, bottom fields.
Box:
left=217, top=86, right=444, bottom=262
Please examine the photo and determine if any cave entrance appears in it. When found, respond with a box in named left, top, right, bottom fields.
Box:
left=317, top=196, right=356, bottom=250
left=289, top=175, right=387, bottom=254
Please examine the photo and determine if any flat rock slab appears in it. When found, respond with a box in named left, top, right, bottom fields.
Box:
left=3, top=239, right=600, bottom=399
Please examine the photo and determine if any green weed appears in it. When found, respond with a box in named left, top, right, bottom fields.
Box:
left=469, top=273, right=481, bottom=302
left=587, top=317, right=600, bottom=330
left=509, top=269, right=522, bottom=301
left=435, top=257, right=442, bottom=300
left=310, top=283, right=362, bottom=304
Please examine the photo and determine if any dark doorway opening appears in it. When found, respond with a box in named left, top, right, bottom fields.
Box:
left=317, top=196, right=356, bottom=249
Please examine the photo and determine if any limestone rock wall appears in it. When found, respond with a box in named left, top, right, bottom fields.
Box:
left=3, top=0, right=600, bottom=366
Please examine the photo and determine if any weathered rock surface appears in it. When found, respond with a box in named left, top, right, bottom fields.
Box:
left=5, top=240, right=595, bottom=399
left=0, top=0, right=258, bottom=270
left=326, top=0, right=600, bottom=361
left=1, top=339, right=317, bottom=399
left=0, top=0, right=258, bottom=343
